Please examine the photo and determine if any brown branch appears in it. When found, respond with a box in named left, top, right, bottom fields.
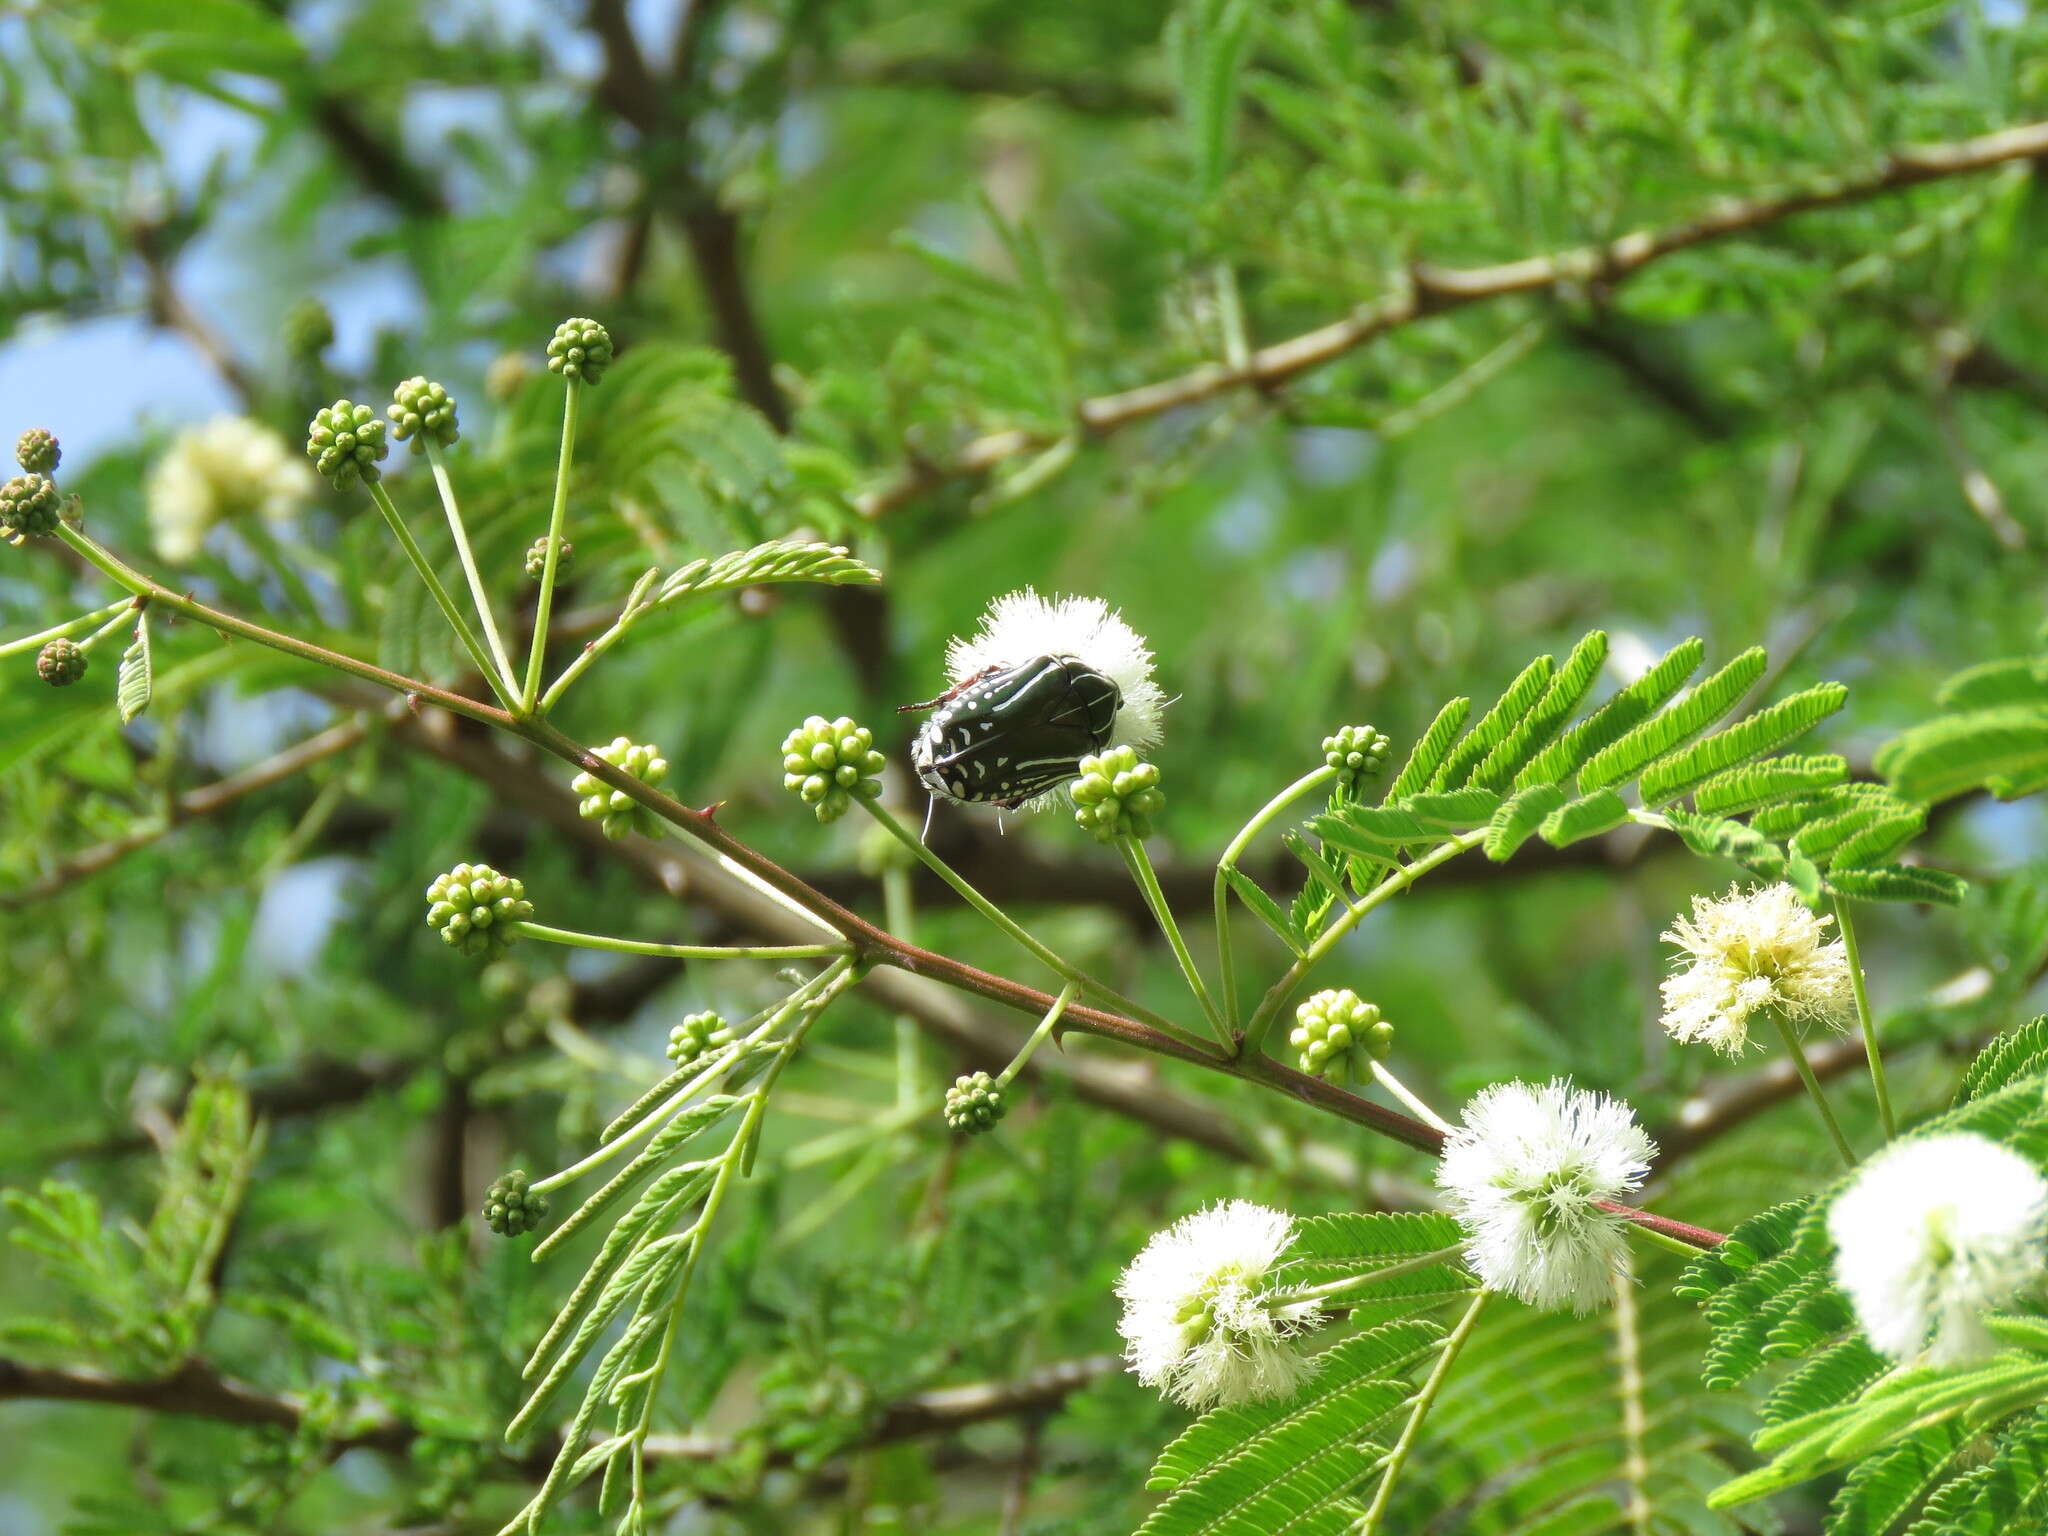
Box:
left=0, top=1350, right=1116, bottom=1471
left=131, top=222, right=258, bottom=408
left=0, top=716, right=368, bottom=911
left=855, top=118, right=2048, bottom=518
left=393, top=720, right=1260, bottom=1162
left=835, top=52, right=1171, bottom=116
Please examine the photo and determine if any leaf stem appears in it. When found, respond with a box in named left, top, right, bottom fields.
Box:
left=1269, top=1244, right=1466, bottom=1307
left=1832, top=896, right=1895, bottom=1139
left=1369, top=1060, right=1454, bottom=1134
left=1768, top=1009, right=1857, bottom=1167
left=1243, top=830, right=1487, bottom=1056
left=53, top=524, right=511, bottom=728
left=510, top=920, right=850, bottom=962
left=1625, top=1221, right=1709, bottom=1262
left=423, top=439, right=518, bottom=690
left=1212, top=764, right=1337, bottom=1028
left=996, top=980, right=1080, bottom=1091
left=1358, top=1287, right=1491, bottom=1536
left=364, top=480, right=514, bottom=707
left=0, top=599, right=134, bottom=659
left=537, top=567, right=660, bottom=714
left=523, top=380, right=581, bottom=712
left=1121, top=835, right=1227, bottom=1043
left=856, top=797, right=1225, bottom=1057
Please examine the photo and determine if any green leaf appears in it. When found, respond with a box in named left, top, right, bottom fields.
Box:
left=1470, top=630, right=1607, bottom=789
left=1385, top=696, right=1470, bottom=802
left=1878, top=704, right=2048, bottom=804
left=1638, top=681, right=1848, bottom=805
left=1516, top=635, right=1704, bottom=790
left=1537, top=787, right=1629, bottom=847
left=1826, top=865, right=1968, bottom=906
left=1430, top=654, right=1554, bottom=791
left=1693, top=754, right=1851, bottom=817
left=1223, top=865, right=1306, bottom=956
left=116, top=613, right=152, bottom=723
left=1935, top=655, right=2048, bottom=710
left=1580, top=644, right=1768, bottom=792
left=1483, top=781, right=1567, bottom=861
left=1956, top=1017, right=2048, bottom=1104
left=655, top=540, right=881, bottom=607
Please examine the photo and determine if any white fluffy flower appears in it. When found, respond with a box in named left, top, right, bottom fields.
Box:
left=1659, top=883, right=1853, bottom=1056
left=946, top=588, right=1165, bottom=753
left=147, top=416, right=314, bottom=563
left=1828, top=1132, right=2048, bottom=1365
left=1435, top=1078, right=1657, bottom=1314
left=1115, top=1200, right=1322, bottom=1411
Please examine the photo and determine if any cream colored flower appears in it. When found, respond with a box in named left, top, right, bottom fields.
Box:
left=147, top=416, right=314, bottom=562
left=1659, top=883, right=1852, bottom=1055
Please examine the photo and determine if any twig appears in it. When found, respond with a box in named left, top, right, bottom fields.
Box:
left=0, top=716, right=369, bottom=910
left=855, top=118, right=2048, bottom=518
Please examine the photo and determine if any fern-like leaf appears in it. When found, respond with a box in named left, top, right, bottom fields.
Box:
left=1638, top=682, right=1848, bottom=806
left=1578, top=645, right=1767, bottom=792
left=1385, top=696, right=1470, bottom=802
left=1515, top=635, right=1705, bottom=790
left=1469, top=630, right=1607, bottom=790
left=1877, top=704, right=2048, bottom=804
left=1692, top=753, right=1850, bottom=817
left=1430, top=655, right=1554, bottom=791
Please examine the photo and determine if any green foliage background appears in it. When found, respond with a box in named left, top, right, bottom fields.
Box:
left=5, top=0, right=2048, bottom=1531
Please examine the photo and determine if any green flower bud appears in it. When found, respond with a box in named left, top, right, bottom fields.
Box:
left=36, top=638, right=86, bottom=687
left=0, top=473, right=62, bottom=541
left=1323, top=724, right=1391, bottom=790
left=571, top=737, right=669, bottom=840
left=482, top=1170, right=548, bottom=1237
left=546, top=317, right=614, bottom=385
left=282, top=298, right=334, bottom=362
left=944, top=1071, right=1007, bottom=1134
left=485, top=351, right=536, bottom=402
left=305, top=399, right=389, bottom=489
left=1289, top=988, right=1385, bottom=1082
left=1070, top=746, right=1164, bottom=843
left=524, top=535, right=572, bottom=581
left=780, top=715, right=888, bottom=824
left=425, top=862, right=533, bottom=958
left=388, top=377, right=460, bottom=452
left=16, top=428, right=59, bottom=475
left=666, top=1010, right=733, bottom=1066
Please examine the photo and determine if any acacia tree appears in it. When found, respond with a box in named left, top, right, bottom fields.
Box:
left=6, top=3, right=2048, bottom=1533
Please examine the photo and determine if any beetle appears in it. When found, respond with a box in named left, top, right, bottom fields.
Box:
left=902, top=653, right=1122, bottom=808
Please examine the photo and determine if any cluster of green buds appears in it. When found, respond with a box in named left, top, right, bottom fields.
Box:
left=572, top=737, right=669, bottom=840
left=1289, top=988, right=1394, bottom=1083
left=524, top=535, right=571, bottom=581
left=1, top=468, right=62, bottom=543
left=781, top=715, right=888, bottom=823
left=1071, top=746, right=1164, bottom=843
left=482, top=1170, right=549, bottom=1237
left=944, top=1071, right=1007, bottom=1135
left=388, top=377, right=460, bottom=451
left=16, top=428, right=59, bottom=475
left=425, top=863, right=533, bottom=958
left=546, top=318, right=614, bottom=385
left=36, top=639, right=87, bottom=687
left=666, top=1009, right=733, bottom=1066
left=305, top=399, right=389, bottom=489
left=282, top=297, right=334, bottom=363
left=1323, top=724, right=1391, bottom=791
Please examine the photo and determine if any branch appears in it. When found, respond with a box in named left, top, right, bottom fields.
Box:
left=391, top=719, right=1260, bottom=1161
left=854, top=118, right=2048, bottom=517
left=834, top=52, right=1170, bottom=116
left=0, top=716, right=368, bottom=910
left=0, top=1350, right=1115, bottom=1471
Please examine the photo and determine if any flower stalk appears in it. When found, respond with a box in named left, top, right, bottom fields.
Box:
left=422, top=438, right=517, bottom=690
left=510, top=921, right=850, bottom=962
left=1120, top=834, right=1226, bottom=1042
left=1832, top=896, right=1895, bottom=1139
left=522, top=379, right=581, bottom=712
left=1211, top=764, right=1338, bottom=1027
left=364, top=479, right=514, bottom=706
left=1768, top=1009, right=1857, bottom=1167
